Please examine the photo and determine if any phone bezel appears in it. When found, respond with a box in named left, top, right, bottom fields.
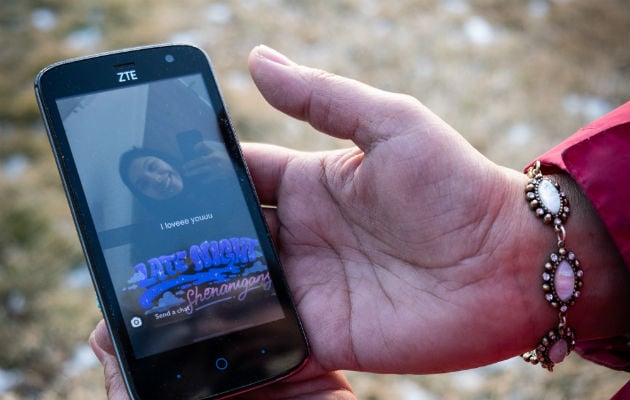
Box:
left=34, top=44, right=309, bottom=399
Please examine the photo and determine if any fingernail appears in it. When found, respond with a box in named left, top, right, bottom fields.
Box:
left=253, top=45, right=294, bottom=66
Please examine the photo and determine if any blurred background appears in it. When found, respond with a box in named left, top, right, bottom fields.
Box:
left=1, top=0, right=629, bottom=399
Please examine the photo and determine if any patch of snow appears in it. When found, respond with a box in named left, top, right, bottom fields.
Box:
left=2, top=154, right=29, bottom=180
left=0, top=369, right=24, bottom=395
left=63, top=266, right=92, bottom=290
left=441, top=0, right=470, bottom=15
left=65, top=26, right=102, bottom=52
left=63, top=344, right=100, bottom=378
left=528, top=0, right=550, bottom=18
left=397, top=379, right=438, bottom=400
left=562, top=94, right=612, bottom=121
left=169, top=30, right=205, bottom=46
left=31, top=8, right=57, bottom=31
left=463, top=16, right=497, bottom=46
left=506, top=122, right=533, bottom=146
left=205, top=3, right=233, bottom=24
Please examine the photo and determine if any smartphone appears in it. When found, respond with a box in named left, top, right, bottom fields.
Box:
left=34, top=44, right=309, bottom=400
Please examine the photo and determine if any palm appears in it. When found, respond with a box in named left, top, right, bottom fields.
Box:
left=254, top=141, right=516, bottom=375
left=246, top=47, right=532, bottom=375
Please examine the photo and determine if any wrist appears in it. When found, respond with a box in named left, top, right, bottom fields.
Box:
left=509, top=167, right=630, bottom=368
left=498, top=169, right=559, bottom=354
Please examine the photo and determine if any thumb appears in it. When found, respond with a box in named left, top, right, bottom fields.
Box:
left=248, top=45, right=432, bottom=153
left=89, top=320, right=131, bottom=400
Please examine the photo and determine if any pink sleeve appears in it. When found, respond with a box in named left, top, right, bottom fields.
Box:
left=534, top=101, right=630, bottom=268
left=526, top=101, right=630, bottom=398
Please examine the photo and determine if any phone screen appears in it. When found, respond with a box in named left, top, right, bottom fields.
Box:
left=35, top=45, right=307, bottom=399
left=57, top=72, right=286, bottom=358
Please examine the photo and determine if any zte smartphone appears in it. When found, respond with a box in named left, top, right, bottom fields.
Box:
left=34, top=44, right=309, bottom=399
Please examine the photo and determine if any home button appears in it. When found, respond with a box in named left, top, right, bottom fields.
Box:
left=215, top=357, right=228, bottom=371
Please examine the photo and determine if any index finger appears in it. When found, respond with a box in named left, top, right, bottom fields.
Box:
left=241, top=142, right=295, bottom=206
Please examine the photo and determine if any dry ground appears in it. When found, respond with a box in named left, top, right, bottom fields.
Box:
left=1, top=0, right=629, bottom=399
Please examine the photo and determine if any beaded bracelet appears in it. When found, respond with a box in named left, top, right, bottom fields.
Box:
left=521, top=161, right=584, bottom=371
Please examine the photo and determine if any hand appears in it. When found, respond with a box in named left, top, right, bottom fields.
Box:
left=91, top=45, right=630, bottom=398
left=244, top=45, right=546, bottom=374
left=244, top=45, right=630, bottom=374
left=182, top=140, right=232, bottom=182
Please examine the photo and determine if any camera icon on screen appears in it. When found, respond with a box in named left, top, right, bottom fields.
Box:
left=130, top=316, right=143, bottom=328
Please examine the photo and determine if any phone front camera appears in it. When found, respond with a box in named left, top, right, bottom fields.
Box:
left=165, top=54, right=175, bottom=63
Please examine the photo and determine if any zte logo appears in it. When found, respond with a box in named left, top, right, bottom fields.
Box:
left=117, top=70, right=138, bottom=82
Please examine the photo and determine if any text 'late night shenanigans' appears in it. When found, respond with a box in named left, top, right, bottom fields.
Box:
left=122, top=237, right=275, bottom=319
